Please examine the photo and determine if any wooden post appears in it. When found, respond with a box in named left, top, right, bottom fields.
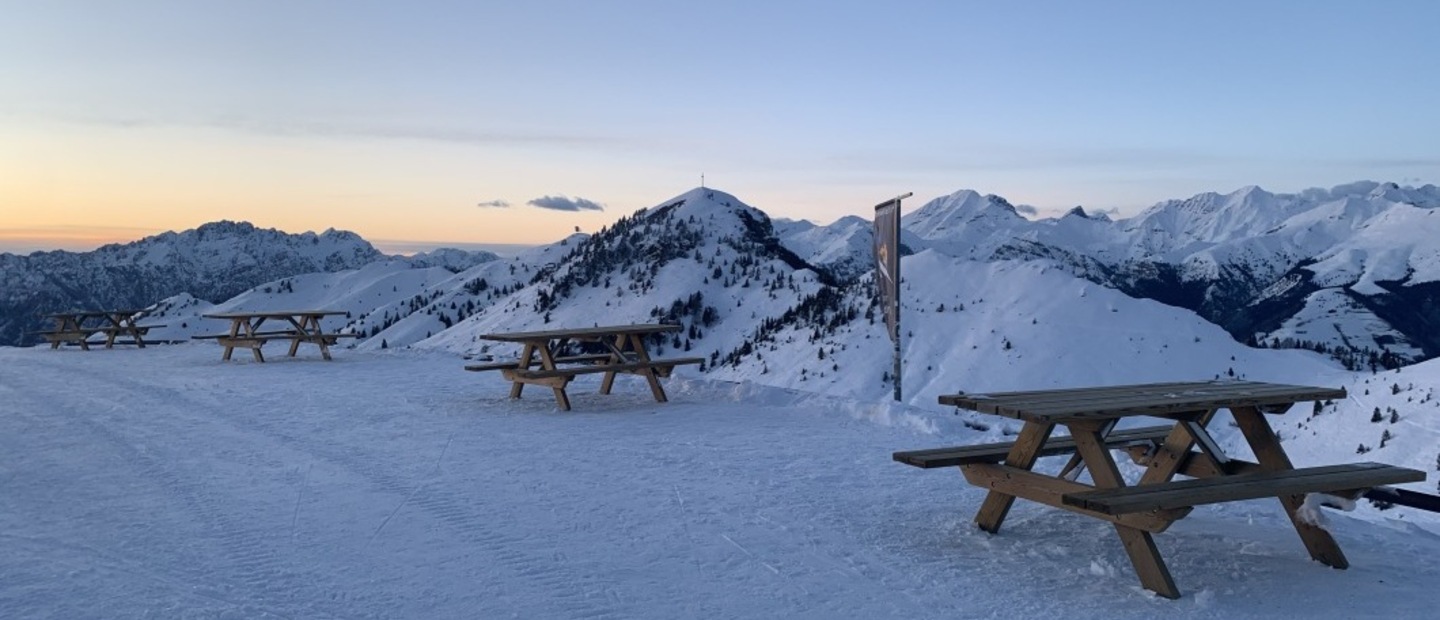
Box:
left=510, top=343, right=536, bottom=399
left=1071, top=423, right=1181, bottom=599
left=1231, top=405, right=1349, bottom=569
left=973, top=421, right=1053, bottom=533
left=536, top=344, right=570, bottom=411
left=600, top=334, right=626, bottom=395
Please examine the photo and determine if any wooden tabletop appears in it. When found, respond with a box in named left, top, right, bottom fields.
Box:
left=480, top=323, right=682, bottom=342
left=44, top=309, right=146, bottom=318
left=939, top=380, right=1347, bottom=423
left=203, top=310, right=348, bottom=319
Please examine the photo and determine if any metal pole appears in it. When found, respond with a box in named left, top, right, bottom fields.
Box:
left=894, top=254, right=902, bottom=403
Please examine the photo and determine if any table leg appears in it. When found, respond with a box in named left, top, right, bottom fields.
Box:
left=1071, top=424, right=1181, bottom=599
left=536, top=344, right=571, bottom=411
left=310, top=316, right=334, bottom=361
left=509, top=344, right=535, bottom=398
left=218, top=319, right=235, bottom=360
left=628, top=334, right=667, bottom=403
left=288, top=317, right=305, bottom=358
left=246, top=319, right=265, bottom=363
left=1231, top=405, right=1349, bottom=569
left=600, top=334, right=626, bottom=395
left=127, top=314, right=146, bottom=348
left=101, top=316, right=118, bottom=349
left=50, top=317, right=73, bottom=350
left=974, top=421, right=1054, bottom=533
left=69, top=317, right=92, bottom=351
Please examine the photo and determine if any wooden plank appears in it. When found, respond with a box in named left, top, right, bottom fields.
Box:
left=506, top=357, right=703, bottom=380
left=466, top=361, right=520, bottom=372
left=1063, top=462, right=1426, bottom=515
left=509, top=343, right=536, bottom=399
left=217, top=337, right=269, bottom=349
left=1070, top=424, right=1181, bottom=599
left=940, top=381, right=1203, bottom=409
left=974, top=421, right=1053, bottom=533
left=1136, top=410, right=1213, bottom=486
left=1363, top=486, right=1440, bottom=512
left=1121, top=445, right=1265, bottom=478
left=1231, top=405, right=1350, bottom=568
left=893, top=425, right=1175, bottom=469
left=629, top=332, right=668, bottom=403
left=498, top=371, right=571, bottom=388
left=959, top=464, right=1189, bottom=533
left=941, top=381, right=1345, bottom=422
left=480, top=323, right=682, bottom=342
left=600, top=334, right=628, bottom=395
left=193, top=330, right=301, bottom=339
left=1017, top=384, right=1343, bottom=421
left=465, top=353, right=616, bottom=372
left=203, top=310, right=347, bottom=319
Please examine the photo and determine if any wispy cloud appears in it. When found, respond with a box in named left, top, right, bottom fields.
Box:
left=476, top=199, right=511, bottom=208
left=1012, top=203, right=1038, bottom=216
left=527, top=195, right=605, bottom=212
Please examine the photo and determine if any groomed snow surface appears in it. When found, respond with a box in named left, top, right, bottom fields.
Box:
left=3, top=344, right=1438, bottom=619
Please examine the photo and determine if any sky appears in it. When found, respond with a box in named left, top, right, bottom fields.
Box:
left=3, top=1, right=1438, bottom=255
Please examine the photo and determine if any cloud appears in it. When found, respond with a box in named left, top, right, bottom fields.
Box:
left=527, top=195, right=605, bottom=212
left=476, top=199, right=511, bottom=208
left=1012, top=203, right=1038, bottom=216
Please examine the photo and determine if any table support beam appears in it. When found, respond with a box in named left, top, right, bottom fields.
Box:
left=1072, top=426, right=1181, bottom=599
left=1232, top=405, right=1349, bottom=569
left=973, top=421, right=1053, bottom=533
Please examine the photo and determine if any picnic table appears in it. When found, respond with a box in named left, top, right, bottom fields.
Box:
left=893, top=380, right=1427, bottom=599
left=466, top=323, right=702, bottom=411
left=33, top=309, right=163, bottom=350
left=194, top=310, right=356, bottom=362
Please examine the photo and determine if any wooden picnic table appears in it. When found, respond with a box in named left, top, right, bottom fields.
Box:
left=894, top=380, right=1427, bottom=599
left=467, top=323, right=702, bottom=411
left=194, top=310, right=355, bottom=362
left=34, top=309, right=162, bottom=350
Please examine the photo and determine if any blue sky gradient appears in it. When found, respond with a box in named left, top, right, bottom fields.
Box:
left=3, top=1, right=1437, bottom=251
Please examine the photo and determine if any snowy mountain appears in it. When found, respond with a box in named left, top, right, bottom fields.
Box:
left=773, top=181, right=1440, bottom=370
left=110, top=181, right=1440, bottom=403
left=0, top=221, right=497, bottom=347
left=14, top=181, right=1440, bottom=384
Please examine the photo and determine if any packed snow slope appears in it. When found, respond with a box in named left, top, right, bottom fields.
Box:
left=1, top=344, right=1437, bottom=619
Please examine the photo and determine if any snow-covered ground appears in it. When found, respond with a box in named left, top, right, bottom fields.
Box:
left=2, top=344, right=1438, bottom=619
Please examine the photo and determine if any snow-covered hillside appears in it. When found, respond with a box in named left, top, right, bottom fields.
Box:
left=0, top=221, right=497, bottom=347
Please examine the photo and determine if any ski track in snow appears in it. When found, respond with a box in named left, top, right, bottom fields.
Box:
left=3, top=344, right=1439, bottom=619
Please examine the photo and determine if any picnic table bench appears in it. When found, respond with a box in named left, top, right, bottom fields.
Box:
left=193, top=310, right=357, bottom=362
left=32, top=310, right=164, bottom=350
left=894, top=380, right=1427, bottom=599
left=468, top=324, right=701, bottom=411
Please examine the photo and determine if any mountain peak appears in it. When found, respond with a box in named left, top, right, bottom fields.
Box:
left=903, top=189, right=1024, bottom=240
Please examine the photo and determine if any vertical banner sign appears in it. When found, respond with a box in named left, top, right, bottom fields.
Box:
left=873, top=199, right=901, bottom=342
left=874, top=192, right=910, bottom=402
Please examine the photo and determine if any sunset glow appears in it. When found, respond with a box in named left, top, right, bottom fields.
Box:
left=4, top=1, right=1437, bottom=255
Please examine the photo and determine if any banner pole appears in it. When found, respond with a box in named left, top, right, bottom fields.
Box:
left=893, top=239, right=902, bottom=403
left=887, top=243, right=898, bottom=408
left=873, top=192, right=910, bottom=403
left=887, top=192, right=909, bottom=403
